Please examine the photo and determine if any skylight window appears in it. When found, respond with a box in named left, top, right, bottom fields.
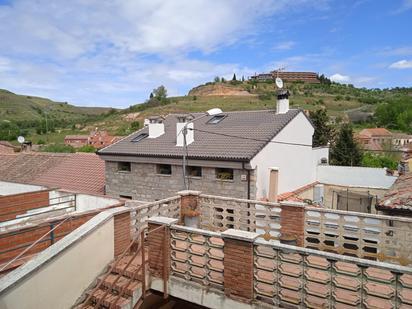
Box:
left=131, top=133, right=148, bottom=143
left=207, top=115, right=226, bottom=124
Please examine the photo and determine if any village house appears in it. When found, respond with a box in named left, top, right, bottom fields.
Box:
left=98, top=93, right=329, bottom=201
left=64, top=130, right=121, bottom=149
left=250, top=71, right=320, bottom=83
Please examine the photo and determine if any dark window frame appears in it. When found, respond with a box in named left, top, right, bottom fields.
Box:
left=187, top=166, right=202, bottom=178
left=215, top=168, right=234, bottom=180
left=157, top=164, right=172, bottom=175
left=131, top=133, right=149, bottom=143
left=117, top=162, right=131, bottom=172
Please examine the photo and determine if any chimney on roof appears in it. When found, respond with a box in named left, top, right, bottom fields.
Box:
left=276, top=89, right=290, bottom=114
left=176, top=115, right=194, bottom=147
left=148, top=116, right=165, bottom=138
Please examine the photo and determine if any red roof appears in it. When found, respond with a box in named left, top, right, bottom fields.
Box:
left=359, top=128, right=392, bottom=137
left=277, top=182, right=318, bottom=201
left=377, top=173, right=412, bottom=213
left=33, top=153, right=105, bottom=195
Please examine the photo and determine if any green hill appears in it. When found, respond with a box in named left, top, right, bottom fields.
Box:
left=2, top=79, right=412, bottom=145
left=0, top=89, right=112, bottom=123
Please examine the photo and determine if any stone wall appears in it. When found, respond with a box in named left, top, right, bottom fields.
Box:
left=105, top=161, right=256, bottom=201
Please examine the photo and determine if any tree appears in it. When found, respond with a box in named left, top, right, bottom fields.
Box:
left=361, top=152, right=398, bottom=170
left=149, top=92, right=154, bottom=99
left=221, top=77, right=226, bottom=82
left=330, top=124, right=362, bottom=166
left=77, top=145, right=96, bottom=153
left=232, top=73, right=237, bottom=81
left=152, top=85, right=168, bottom=101
left=242, top=75, right=245, bottom=82
left=214, top=76, right=220, bottom=83
left=309, top=109, right=334, bottom=147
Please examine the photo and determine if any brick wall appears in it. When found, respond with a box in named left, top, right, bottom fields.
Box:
left=105, top=161, right=256, bottom=201
left=147, top=223, right=169, bottom=278
left=223, top=238, right=254, bottom=301
left=280, top=204, right=305, bottom=246
left=0, top=211, right=97, bottom=269
left=0, top=191, right=49, bottom=222
left=113, top=211, right=131, bottom=256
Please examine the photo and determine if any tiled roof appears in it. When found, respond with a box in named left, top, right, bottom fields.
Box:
left=98, top=109, right=303, bottom=161
left=0, top=153, right=105, bottom=195
left=277, top=182, right=318, bottom=201
left=359, top=128, right=392, bottom=137
left=64, top=135, right=89, bottom=140
left=377, top=173, right=412, bottom=212
left=0, top=153, right=71, bottom=184
left=33, top=153, right=105, bottom=195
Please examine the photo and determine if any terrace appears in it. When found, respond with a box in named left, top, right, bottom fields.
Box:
left=0, top=191, right=411, bottom=308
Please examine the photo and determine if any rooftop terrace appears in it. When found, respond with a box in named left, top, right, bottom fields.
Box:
left=0, top=191, right=411, bottom=308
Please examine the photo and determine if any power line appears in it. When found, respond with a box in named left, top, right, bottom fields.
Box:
left=189, top=127, right=407, bottom=153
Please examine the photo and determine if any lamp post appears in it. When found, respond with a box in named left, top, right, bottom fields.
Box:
left=181, top=108, right=222, bottom=190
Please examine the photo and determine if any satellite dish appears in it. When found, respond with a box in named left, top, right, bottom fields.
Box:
left=17, top=136, right=25, bottom=144
left=275, top=77, right=284, bottom=89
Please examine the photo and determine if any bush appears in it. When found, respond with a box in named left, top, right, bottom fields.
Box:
left=361, top=153, right=398, bottom=170
left=41, top=143, right=75, bottom=153
left=130, top=121, right=140, bottom=130
left=37, top=139, right=46, bottom=145
left=77, top=145, right=96, bottom=153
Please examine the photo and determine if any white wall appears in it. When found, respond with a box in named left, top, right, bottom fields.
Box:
left=0, top=182, right=46, bottom=196
left=317, top=165, right=397, bottom=189
left=250, top=112, right=321, bottom=198
left=0, top=215, right=115, bottom=309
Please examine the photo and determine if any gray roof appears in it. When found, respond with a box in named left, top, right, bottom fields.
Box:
left=98, top=109, right=303, bottom=161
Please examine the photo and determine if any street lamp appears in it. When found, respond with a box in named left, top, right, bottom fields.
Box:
left=181, top=108, right=223, bottom=190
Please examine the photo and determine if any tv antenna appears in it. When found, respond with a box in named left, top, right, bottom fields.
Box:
left=17, top=136, right=25, bottom=144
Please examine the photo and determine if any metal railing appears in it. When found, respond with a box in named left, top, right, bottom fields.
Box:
left=304, top=206, right=412, bottom=266
left=198, top=194, right=282, bottom=240
left=170, top=224, right=224, bottom=290
left=0, top=215, right=74, bottom=272
left=254, top=239, right=412, bottom=308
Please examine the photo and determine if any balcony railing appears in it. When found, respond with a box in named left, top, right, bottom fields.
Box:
left=304, top=207, right=412, bottom=266
left=170, top=224, right=224, bottom=290
left=254, top=239, right=412, bottom=308
left=198, top=194, right=281, bottom=239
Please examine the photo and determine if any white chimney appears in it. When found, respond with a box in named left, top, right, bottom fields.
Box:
left=176, top=115, right=194, bottom=147
left=276, top=89, right=290, bottom=114
left=148, top=116, right=165, bottom=138
left=268, top=167, right=279, bottom=202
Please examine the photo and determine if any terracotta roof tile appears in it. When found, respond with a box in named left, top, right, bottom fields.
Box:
left=33, top=153, right=105, bottom=195
left=359, top=128, right=392, bottom=137
left=377, top=173, right=412, bottom=212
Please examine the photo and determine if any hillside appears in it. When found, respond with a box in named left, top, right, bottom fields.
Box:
left=0, top=89, right=112, bottom=123
left=2, top=79, right=412, bottom=145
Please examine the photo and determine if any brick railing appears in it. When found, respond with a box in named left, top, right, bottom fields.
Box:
left=254, top=239, right=412, bottom=308
left=170, top=224, right=224, bottom=290
left=304, top=207, right=412, bottom=266
left=127, top=196, right=181, bottom=237
left=147, top=216, right=412, bottom=308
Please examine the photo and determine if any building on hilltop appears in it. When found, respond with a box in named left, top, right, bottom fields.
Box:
left=250, top=70, right=320, bottom=83
left=98, top=92, right=329, bottom=201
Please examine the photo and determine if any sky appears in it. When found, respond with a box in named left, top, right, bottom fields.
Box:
left=0, top=0, right=411, bottom=108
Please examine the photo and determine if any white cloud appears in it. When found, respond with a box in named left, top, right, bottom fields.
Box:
left=394, top=0, right=412, bottom=13
left=0, top=0, right=329, bottom=106
left=389, top=60, right=412, bottom=69
left=272, top=41, right=296, bottom=51
left=330, top=73, right=351, bottom=83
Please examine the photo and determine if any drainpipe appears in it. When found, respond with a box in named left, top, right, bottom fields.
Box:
left=242, top=162, right=251, bottom=200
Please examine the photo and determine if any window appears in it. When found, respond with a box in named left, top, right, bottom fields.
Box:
left=119, top=195, right=132, bottom=200
left=187, top=166, right=202, bottom=177
left=117, top=162, right=131, bottom=172
left=131, top=133, right=148, bottom=143
left=207, top=115, right=226, bottom=124
left=216, top=168, right=233, bottom=180
left=157, top=164, right=172, bottom=175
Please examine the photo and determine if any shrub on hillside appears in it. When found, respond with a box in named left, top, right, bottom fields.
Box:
left=41, top=143, right=75, bottom=153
